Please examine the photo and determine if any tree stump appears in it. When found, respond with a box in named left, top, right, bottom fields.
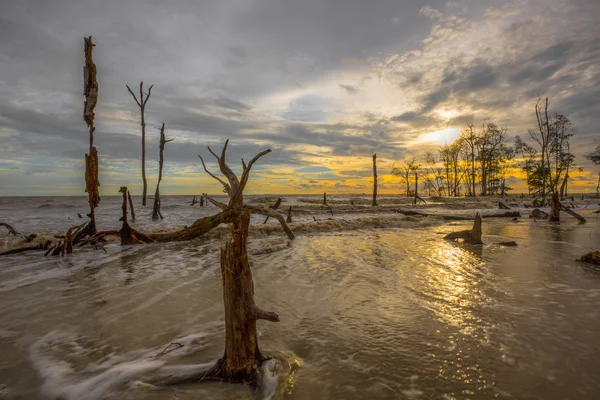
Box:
left=443, top=213, right=483, bottom=244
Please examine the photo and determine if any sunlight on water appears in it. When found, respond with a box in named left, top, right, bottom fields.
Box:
left=0, top=197, right=599, bottom=399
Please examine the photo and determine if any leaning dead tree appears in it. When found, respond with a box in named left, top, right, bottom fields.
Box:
left=372, top=153, right=378, bottom=206
left=151, top=123, right=174, bottom=220
left=83, top=36, right=100, bottom=235
left=549, top=191, right=586, bottom=223
left=154, top=140, right=295, bottom=386
left=126, top=81, right=154, bottom=206
left=443, top=212, right=483, bottom=244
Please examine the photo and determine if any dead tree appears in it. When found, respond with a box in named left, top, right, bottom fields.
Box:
left=263, top=197, right=282, bottom=224
left=323, top=192, right=327, bottom=205
left=550, top=192, right=560, bottom=222
left=413, top=172, right=426, bottom=204
left=286, top=206, right=292, bottom=223
left=372, top=153, right=378, bottom=206
left=151, top=123, right=173, bottom=220
left=443, top=213, right=483, bottom=244
left=83, top=36, right=100, bottom=234
left=126, top=81, right=154, bottom=206
left=128, top=191, right=136, bottom=222
left=200, top=196, right=205, bottom=207
left=154, top=140, right=295, bottom=386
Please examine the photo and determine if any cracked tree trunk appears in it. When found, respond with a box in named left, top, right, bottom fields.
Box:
left=372, top=153, right=378, bottom=206
left=213, top=208, right=278, bottom=381
left=83, top=36, right=100, bottom=234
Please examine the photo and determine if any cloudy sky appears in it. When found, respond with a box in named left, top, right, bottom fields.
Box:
left=1, top=0, right=599, bottom=196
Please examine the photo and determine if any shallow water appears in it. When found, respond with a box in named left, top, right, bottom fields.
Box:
left=1, top=196, right=600, bottom=399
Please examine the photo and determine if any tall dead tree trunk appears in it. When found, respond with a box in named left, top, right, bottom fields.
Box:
left=152, top=123, right=173, bottom=220
left=83, top=36, right=100, bottom=235
left=372, top=153, right=378, bottom=206
left=323, top=192, right=327, bottom=205
left=126, top=81, right=154, bottom=206
left=151, top=140, right=293, bottom=385
left=286, top=206, right=292, bottom=223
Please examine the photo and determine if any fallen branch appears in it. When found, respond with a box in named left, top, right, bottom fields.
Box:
left=263, top=198, right=282, bottom=224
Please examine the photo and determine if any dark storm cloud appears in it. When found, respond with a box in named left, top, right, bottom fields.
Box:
left=1, top=0, right=600, bottom=194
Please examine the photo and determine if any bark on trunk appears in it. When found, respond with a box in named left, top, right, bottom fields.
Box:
left=550, top=192, right=560, bottom=222
left=128, top=191, right=136, bottom=222
left=372, top=153, right=378, bottom=206
left=83, top=37, right=100, bottom=235
left=215, top=209, right=277, bottom=381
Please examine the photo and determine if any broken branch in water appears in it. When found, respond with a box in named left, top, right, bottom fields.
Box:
left=263, top=198, right=282, bottom=224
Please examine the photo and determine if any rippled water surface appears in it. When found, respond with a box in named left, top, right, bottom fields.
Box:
left=1, top=196, right=600, bottom=399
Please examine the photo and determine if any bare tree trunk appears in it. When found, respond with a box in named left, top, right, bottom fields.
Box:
left=152, top=123, right=172, bottom=220
left=126, top=82, right=154, bottom=206
left=323, top=192, right=327, bottom=205
left=83, top=36, right=100, bottom=234
left=372, top=153, right=378, bottom=206
left=286, top=206, right=292, bottom=223
left=596, top=171, right=600, bottom=198
left=550, top=192, right=560, bottom=222
left=119, top=187, right=133, bottom=244
left=128, top=191, right=136, bottom=222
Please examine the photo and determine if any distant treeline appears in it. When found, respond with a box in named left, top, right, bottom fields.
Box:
left=391, top=97, right=600, bottom=198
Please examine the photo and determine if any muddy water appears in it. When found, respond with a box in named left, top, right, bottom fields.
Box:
left=1, top=199, right=600, bottom=399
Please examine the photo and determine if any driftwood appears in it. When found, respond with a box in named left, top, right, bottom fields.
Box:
left=396, top=210, right=520, bottom=220
left=372, top=153, right=378, bottom=206
left=151, top=140, right=294, bottom=387
left=83, top=36, right=100, bottom=234
left=499, top=241, right=518, bottom=246
left=443, top=213, right=483, bottom=244
left=263, top=198, right=282, bottom=224
left=579, top=251, right=600, bottom=266
left=498, top=202, right=511, bottom=210
left=0, top=240, right=52, bottom=257
left=151, top=123, right=173, bottom=220
left=1, top=222, right=21, bottom=237
left=126, top=81, right=154, bottom=206
left=286, top=206, right=292, bottom=223
left=118, top=187, right=154, bottom=245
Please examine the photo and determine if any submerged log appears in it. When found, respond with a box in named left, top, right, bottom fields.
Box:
left=443, top=213, right=483, bottom=244
left=397, top=210, right=519, bottom=220
left=499, top=241, right=518, bottom=247
left=498, top=202, right=511, bottom=210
